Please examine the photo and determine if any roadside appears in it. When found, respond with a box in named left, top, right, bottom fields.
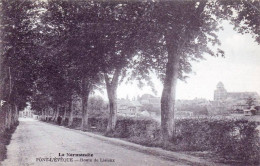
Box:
left=1, top=118, right=192, bottom=166
left=0, top=123, right=18, bottom=162
left=42, top=120, right=227, bottom=166
left=44, top=116, right=260, bottom=165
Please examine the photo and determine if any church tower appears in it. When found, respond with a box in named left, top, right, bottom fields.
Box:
left=214, top=82, right=227, bottom=101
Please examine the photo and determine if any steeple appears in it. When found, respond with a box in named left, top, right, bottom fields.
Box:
left=216, top=82, right=224, bottom=89
left=214, top=81, right=227, bottom=101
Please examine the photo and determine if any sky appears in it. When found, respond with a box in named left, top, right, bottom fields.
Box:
left=98, top=21, right=260, bottom=101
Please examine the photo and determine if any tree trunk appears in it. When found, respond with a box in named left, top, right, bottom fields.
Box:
left=41, top=109, right=44, bottom=120
left=54, top=105, right=60, bottom=122
left=10, top=104, right=15, bottom=126
left=105, top=69, right=120, bottom=133
left=4, top=105, right=8, bottom=130
left=9, top=105, right=13, bottom=127
left=61, top=104, right=67, bottom=125
left=5, top=106, right=9, bottom=129
left=14, top=105, right=18, bottom=124
left=0, top=105, right=7, bottom=132
left=44, top=108, right=47, bottom=121
left=68, top=97, right=74, bottom=127
left=51, top=108, right=55, bottom=121
left=9, top=105, right=12, bottom=128
left=46, top=108, right=49, bottom=121
left=42, top=108, right=46, bottom=120
left=161, top=35, right=181, bottom=146
left=51, top=106, right=58, bottom=121
left=106, top=87, right=117, bottom=133
left=6, top=104, right=12, bottom=129
left=81, top=78, right=90, bottom=131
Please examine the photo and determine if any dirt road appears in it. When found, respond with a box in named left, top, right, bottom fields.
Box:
left=1, top=118, right=190, bottom=166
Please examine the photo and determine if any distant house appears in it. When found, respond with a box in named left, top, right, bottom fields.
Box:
left=19, top=104, right=33, bottom=118
left=139, top=94, right=160, bottom=109
left=232, top=104, right=248, bottom=111
left=244, top=109, right=252, bottom=116
left=243, top=106, right=260, bottom=116
left=117, top=99, right=142, bottom=117
left=213, top=82, right=260, bottom=114
left=255, top=106, right=260, bottom=115
left=175, top=111, right=193, bottom=117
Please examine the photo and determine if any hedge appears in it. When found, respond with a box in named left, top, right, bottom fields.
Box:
left=174, top=118, right=260, bottom=164
left=0, top=123, right=19, bottom=161
left=45, top=115, right=259, bottom=164
left=88, top=117, right=260, bottom=164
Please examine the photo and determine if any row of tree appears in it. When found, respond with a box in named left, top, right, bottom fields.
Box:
left=0, top=0, right=259, bottom=144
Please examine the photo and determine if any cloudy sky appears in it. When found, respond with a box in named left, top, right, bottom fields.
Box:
left=101, top=21, right=260, bottom=101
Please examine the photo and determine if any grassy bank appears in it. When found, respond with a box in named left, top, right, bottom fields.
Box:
left=0, top=123, right=19, bottom=161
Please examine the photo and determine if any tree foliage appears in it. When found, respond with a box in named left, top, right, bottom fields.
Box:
left=0, top=0, right=259, bottom=140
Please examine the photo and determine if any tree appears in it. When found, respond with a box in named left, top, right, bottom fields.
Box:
left=88, top=96, right=107, bottom=118
left=40, top=0, right=104, bottom=130
left=219, top=0, right=260, bottom=44
left=0, top=0, right=38, bottom=129
left=95, top=2, right=149, bottom=133
left=42, top=1, right=146, bottom=132
left=246, top=96, right=256, bottom=109
left=130, top=1, right=224, bottom=145
left=1, top=0, right=258, bottom=145
left=137, top=0, right=260, bottom=144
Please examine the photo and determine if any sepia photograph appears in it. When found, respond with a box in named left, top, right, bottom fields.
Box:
left=0, top=0, right=260, bottom=165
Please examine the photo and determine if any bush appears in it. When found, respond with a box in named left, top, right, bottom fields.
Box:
left=0, top=123, right=19, bottom=161
left=88, top=117, right=108, bottom=132
left=62, top=118, right=69, bottom=126
left=88, top=116, right=161, bottom=143
left=49, top=115, right=259, bottom=164
left=113, top=117, right=160, bottom=139
left=174, top=118, right=260, bottom=164
left=70, top=118, right=82, bottom=128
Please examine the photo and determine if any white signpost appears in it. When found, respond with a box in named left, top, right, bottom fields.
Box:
left=0, top=100, right=6, bottom=107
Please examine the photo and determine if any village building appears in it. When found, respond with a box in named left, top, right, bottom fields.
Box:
left=19, top=103, right=33, bottom=118
left=117, top=94, right=161, bottom=118
left=139, top=94, right=161, bottom=109
left=214, top=82, right=260, bottom=103
left=214, top=82, right=260, bottom=114
left=117, top=99, right=142, bottom=117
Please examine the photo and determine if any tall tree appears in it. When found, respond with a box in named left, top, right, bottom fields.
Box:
left=41, top=0, right=104, bottom=130
left=136, top=0, right=260, bottom=144
left=246, top=96, right=256, bottom=109
left=0, top=0, right=38, bottom=129
left=132, top=1, right=225, bottom=144
left=95, top=2, right=149, bottom=133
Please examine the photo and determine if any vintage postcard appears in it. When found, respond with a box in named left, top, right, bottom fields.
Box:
left=0, top=0, right=259, bottom=166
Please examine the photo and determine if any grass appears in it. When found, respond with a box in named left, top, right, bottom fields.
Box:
left=0, top=123, right=18, bottom=161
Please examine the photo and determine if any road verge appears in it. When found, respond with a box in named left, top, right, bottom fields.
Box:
left=41, top=120, right=227, bottom=166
